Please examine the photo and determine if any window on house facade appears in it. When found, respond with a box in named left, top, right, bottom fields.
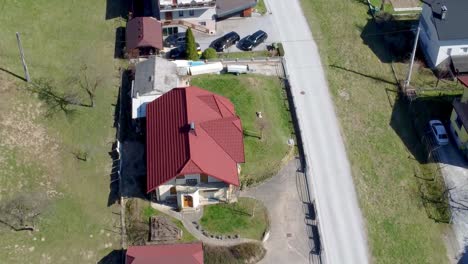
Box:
left=456, top=115, right=463, bottom=130
left=170, top=187, right=176, bottom=195
left=179, top=10, right=184, bottom=17
left=189, top=9, right=195, bottom=16
left=462, top=48, right=468, bottom=53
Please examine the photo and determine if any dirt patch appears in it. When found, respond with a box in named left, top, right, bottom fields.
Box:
left=0, top=73, right=61, bottom=199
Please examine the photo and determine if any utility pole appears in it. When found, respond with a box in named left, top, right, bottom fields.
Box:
left=16, top=32, right=31, bottom=82
left=404, top=26, right=421, bottom=89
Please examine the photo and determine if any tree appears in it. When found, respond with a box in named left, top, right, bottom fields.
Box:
left=202, top=48, right=217, bottom=60
left=0, top=193, right=47, bottom=232
left=185, top=28, right=199, bottom=61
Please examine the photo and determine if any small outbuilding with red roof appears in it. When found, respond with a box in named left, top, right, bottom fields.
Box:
left=146, top=86, right=245, bottom=210
left=126, top=243, right=204, bottom=264
left=126, top=17, right=163, bottom=59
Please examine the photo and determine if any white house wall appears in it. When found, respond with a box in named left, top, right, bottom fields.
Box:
left=160, top=8, right=215, bottom=21
left=157, top=179, right=176, bottom=201
left=436, top=41, right=468, bottom=66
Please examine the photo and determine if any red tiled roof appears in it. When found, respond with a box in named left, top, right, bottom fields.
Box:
left=126, top=243, right=204, bottom=264
left=459, top=75, right=468, bottom=88
left=146, top=86, right=245, bottom=193
left=126, top=17, right=163, bottom=51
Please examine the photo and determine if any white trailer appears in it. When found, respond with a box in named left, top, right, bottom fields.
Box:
left=227, top=64, right=250, bottom=75
left=189, top=62, right=223, bottom=76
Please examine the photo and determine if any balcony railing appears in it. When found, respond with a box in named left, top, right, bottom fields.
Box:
left=160, top=1, right=216, bottom=10
left=162, top=19, right=210, bottom=34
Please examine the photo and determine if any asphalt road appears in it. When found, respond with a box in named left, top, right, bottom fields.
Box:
left=265, top=0, right=370, bottom=263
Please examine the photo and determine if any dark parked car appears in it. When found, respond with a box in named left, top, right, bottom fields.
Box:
left=168, top=43, right=202, bottom=59
left=164, top=33, right=186, bottom=47
left=239, top=30, right=268, bottom=51
left=209, top=31, right=240, bottom=52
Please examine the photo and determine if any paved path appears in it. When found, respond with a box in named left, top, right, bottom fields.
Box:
left=242, top=159, right=320, bottom=264
left=438, top=143, right=468, bottom=263
left=265, top=0, right=370, bottom=263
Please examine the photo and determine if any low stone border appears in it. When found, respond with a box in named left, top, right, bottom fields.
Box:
left=192, top=221, right=240, bottom=241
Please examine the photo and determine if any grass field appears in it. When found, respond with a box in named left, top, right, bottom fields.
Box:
left=299, top=0, right=451, bottom=263
left=191, top=74, right=293, bottom=185
left=217, top=50, right=271, bottom=59
left=0, top=0, right=124, bottom=263
left=200, top=198, right=268, bottom=240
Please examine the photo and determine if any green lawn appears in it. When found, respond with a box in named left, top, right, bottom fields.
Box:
left=217, top=50, right=271, bottom=59
left=191, top=74, right=293, bottom=185
left=200, top=198, right=268, bottom=240
left=0, top=0, right=124, bottom=263
left=300, top=0, right=450, bottom=263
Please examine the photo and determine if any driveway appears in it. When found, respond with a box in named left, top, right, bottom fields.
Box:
left=438, top=143, right=468, bottom=263
left=241, top=158, right=321, bottom=264
left=265, top=0, right=370, bottom=263
left=193, top=14, right=280, bottom=52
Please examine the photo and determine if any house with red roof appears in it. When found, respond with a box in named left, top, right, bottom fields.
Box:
left=146, top=86, right=244, bottom=210
left=126, top=243, right=204, bottom=264
left=126, top=17, right=163, bottom=59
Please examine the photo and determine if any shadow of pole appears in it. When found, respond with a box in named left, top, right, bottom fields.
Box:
left=0, top=67, right=27, bottom=82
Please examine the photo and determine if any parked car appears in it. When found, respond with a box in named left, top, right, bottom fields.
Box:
left=164, top=33, right=186, bottom=47
left=209, top=31, right=240, bottom=52
left=429, top=120, right=449, bottom=145
left=239, top=30, right=268, bottom=51
left=168, top=43, right=202, bottom=59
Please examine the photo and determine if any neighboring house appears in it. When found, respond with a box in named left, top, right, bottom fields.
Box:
left=146, top=87, right=245, bottom=210
left=131, top=56, right=188, bottom=119
left=126, top=17, right=164, bottom=59
left=419, top=0, right=468, bottom=71
left=449, top=76, right=468, bottom=157
left=158, top=0, right=257, bottom=35
left=126, top=243, right=204, bottom=264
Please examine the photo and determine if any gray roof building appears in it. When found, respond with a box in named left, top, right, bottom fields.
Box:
left=424, top=0, right=468, bottom=41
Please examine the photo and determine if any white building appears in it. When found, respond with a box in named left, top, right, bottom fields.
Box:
left=131, top=56, right=188, bottom=119
left=419, top=0, right=468, bottom=71
left=158, top=0, right=257, bottom=35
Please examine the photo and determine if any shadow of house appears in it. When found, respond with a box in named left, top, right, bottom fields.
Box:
left=106, top=0, right=130, bottom=20
left=97, top=249, right=124, bottom=264
left=130, top=0, right=160, bottom=19
left=114, top=27, right=126, bottom=59
left=359, top=15, right=418, bottom=63
left=390, top=94, right=456, bottom=165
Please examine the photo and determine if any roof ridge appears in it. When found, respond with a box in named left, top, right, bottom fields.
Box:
left=214, top=95, right=235, bottom=116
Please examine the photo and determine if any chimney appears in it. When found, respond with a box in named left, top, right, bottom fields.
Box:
left=441, top=5, right=447, bottom=20
left=190, top=122, right=195, bottom=131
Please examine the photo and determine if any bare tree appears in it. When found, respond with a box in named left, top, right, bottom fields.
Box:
left=0, top=193, right=48, bottom=232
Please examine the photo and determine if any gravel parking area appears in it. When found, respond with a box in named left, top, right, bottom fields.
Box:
left=193, top=14, right=280, bottom=52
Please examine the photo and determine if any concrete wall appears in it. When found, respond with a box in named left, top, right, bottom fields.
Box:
left=420, top=5, right=468, bottom=67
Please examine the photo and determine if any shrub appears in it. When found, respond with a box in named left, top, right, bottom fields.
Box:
left=202, top=48, right=218, bottom=60
left=185, top=28, right=199, bottom=61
